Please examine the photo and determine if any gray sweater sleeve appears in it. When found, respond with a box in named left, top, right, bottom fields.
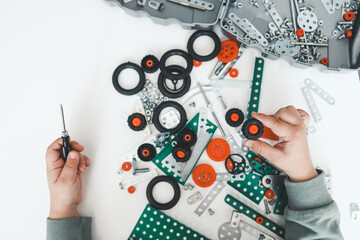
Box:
left=47, top=217, right=92, bottom=240
left=284, top=170, right=343, bottom=240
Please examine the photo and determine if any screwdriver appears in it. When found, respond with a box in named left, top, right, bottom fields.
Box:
left=60, top=104, right=71, bottom=161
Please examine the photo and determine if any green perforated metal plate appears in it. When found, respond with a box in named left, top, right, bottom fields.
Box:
left=225, top=195, right=285, bottom=238
left=129, top=204, right=210, bottom=240
left=247, top=57, right=264, bottom=119
left=152, top=112, right=217, bottom=185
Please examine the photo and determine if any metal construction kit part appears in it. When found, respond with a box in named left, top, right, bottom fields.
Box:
left=208, top=208, right=215, bottom=215
left=135, top=99, right=151, bottom=135
left=122, top=136, right=158, bottom=163
left=133, top=168, right=150, bottom=175
left=195, top=182, right=225, bottom=216
left=148, top=0, right=164, bottom=10
left=351, top=203, right=360, bottom=221
left=217, top=95, right=227, bottom=109
left=188, top=102, right=196, bottom=107
left=306, top=125, right=317, bottom=135
left=210, top=79, right=252, bottom=88
left=155, top=132, right=171, bottom=148
left=264, top=199, right=271, bottom=214
left=239, top=220, right=275, bottom=240
left=166, top=0, right=214, bottom=11
left=218, top=222, right=241, bottom=240
left=210, top=46, right=244, bottom=80
left=129, top=205, right=210, bottom=239
left=216, top=172, right=246, bottom=181
left=197, top=82, right=226, bottom=137
left=119, top=169, right=158, bottom=189
left=183, top=183, right=195, bottom=191
left=304, top=78, right=336, bottom=105
left=302, top=87, right=322, bottom=123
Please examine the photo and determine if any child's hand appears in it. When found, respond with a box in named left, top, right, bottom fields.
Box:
left=46, top=138, right=90, bottom=219
left=245, top=106, right=318, bottom=182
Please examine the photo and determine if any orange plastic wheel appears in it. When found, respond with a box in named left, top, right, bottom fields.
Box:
left=128, top=186, right=136, bottom=194
left=265, top=189, right=275, bottom=200
left=217, top=40, right=239, bottom=63
left=344, top=11, right=355, bottom=21
left=230, top=113, right=239, bottom=122
left=122, top=162, right=132, bottom=171
left=192, top=164, right=216, bottom=188
left=131, top=117, right=142, bottom=127
left=146, top=60, right=154, bottom=67
left=320, top=58, right=329, bottom=66
left=193, top=59, right=202, bottom=67
left=296, top=28, right=304, bottom=37
left=256, top=216, right=264, bottom=224
left=142, top=149, right=150, bottom=156
left=206, top=138, right=231, bottom=162
left=229, top=68, right=239, bottom=78
left=176, top=150, right=186, bottom=159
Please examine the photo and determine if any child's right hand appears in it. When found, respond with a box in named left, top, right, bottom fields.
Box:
left=245, top=106, right=318, bottom=182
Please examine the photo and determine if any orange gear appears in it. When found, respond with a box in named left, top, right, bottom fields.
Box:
left=192, top=164, right=216, bottom=188
left=320, top=58, right=329, bottom=66
left=128, top=186, right=136, bottom=194
left=131, top=117, right=142, bottom=127
left=206, top=138, right=231, bottom=162
left=217, top=40, right=239, bottom=63
left=265, top=189, right=275, bottom=200
left=296, top=29, right=304, bottom=37
left=344, top=11, right=355, bottom=21
left=193, top=59, right=202, bottom=67
left=122, top=162, right=132, bottom=171
left=256, top=216, right=264, bottom=224
left=229, top=68, right=239, bottom=78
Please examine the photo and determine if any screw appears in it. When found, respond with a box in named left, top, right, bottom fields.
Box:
left=312, top=47, right=317, bottom=56
left=208, top=208, right=215, bottom=215
left=268, top=199, right=276, bottom=206
left=315, top=52, right=321, bottom=60
left=133, top=168, right=150, bottom=175
left=259, top=234, right=265, bottom=240
left=338, top=33, right=345, bottom=40
left=184, top=183, right=194, bottom=191
left=264, top=199, right=271, bottom=214
left=189, top=102, right=196, bottom=107
left=217, top=96, right=227, bottom=109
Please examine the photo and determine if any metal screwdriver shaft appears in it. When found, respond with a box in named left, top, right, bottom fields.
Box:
left=60, top=104, right=71, bottom=161
left=197, top=82, right=226, bottom=137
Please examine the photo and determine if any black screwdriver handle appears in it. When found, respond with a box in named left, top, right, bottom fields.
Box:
left=62, top=136, right=72, bottom=161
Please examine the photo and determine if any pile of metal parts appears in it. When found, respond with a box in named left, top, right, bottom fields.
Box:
left=106, top=0, right=360, bottom=70
left=111, top=28, right=303, bottom=239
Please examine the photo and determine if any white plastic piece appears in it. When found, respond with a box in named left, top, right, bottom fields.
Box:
left=119, top=169, right=158, bottom=189
left=304, top=78, right=335, bottom=105
left=195, top=182, right=225, bottom=216
left=187, top=191, right=203, bottom=205
left=160, top=109, right=180, bottom=129
left=240, top=221, right=275, bottom=240
left=351, top=203, right=360, bottom=221
left=122, top=136, right=157, bottom=163
left=210, top=79, right=252, bottom=88
left=135, top=99, right=151, bottom=136
left=229, top=14, right=269, bottom=46
left=262, top=0, right=285, bottom=32
left=321, top=0, right=335, bottom=14
left=302, top=87, right=322, bottom=123
left=216, top=173, right=246, bottom=181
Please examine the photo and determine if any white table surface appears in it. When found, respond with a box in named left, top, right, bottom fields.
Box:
left=1, top=0, right=360, bottom=239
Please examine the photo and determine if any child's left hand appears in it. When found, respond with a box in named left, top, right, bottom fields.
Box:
left=46, top=138, right=90, bottom=219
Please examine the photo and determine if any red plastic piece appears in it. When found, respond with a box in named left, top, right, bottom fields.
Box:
left=193, top=59, right=202, bottom=67
left=344, top=11, right=355, bottom=21
left=256, top=216, right=264, bottom=224
left=346, top=30, right=353, bottom=38
left=217, top=40, right=239, bottom=63
left=192, top=164, right=216, bottom=188
left=296, top=29, right=304, bottom=37
left=320, top=58, right=329, bottom=66
left=229, top=68, right=239, bottom=78
left=128, top=186, right=136, bottom=194
left=265, top=189, right=275, bottom=200
left=206, top=138, right=231, bottom=162
left=122, top=162, right=132, bottom=171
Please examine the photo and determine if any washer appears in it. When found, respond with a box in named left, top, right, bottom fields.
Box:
left=159, top=49, right=193, bottom=80
left=146, top=175, right=181, bottom=210
left=187, top=30, right=221, bottom=62
left=297, top=10, right=318, bottom=32
left=152, top=101, right=187, bottom=134
left=112, top=62, right=146, bottom=96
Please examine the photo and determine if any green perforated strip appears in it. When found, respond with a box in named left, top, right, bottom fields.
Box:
left=225, top=195, right=285, bottom=238
left=247, top=57, right=264, bottom=119
left=129, top=205, right=210, bottom=240
left=152, top=113, right=217, bottom=185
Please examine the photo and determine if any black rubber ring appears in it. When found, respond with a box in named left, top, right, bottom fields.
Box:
left=112, top=62, right=145, bottom=96
left=152, top=101, right=187, bottom=134
left=158, top=65, right=191, bottom=98
left=187, top=30, right=221, bottom=62
left=146, top=176, right=181, bottom=210
left=159, top=49, right=193, bottom=80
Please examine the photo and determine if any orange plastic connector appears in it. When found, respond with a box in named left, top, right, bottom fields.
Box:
left=320, top=58, right=329, bottom=65
left=206, top=138, right=231, bottom=162
left=265, top=189, right=275, bottom=200
left=256, top=216, right=264, bottom=224
left=122, top=162, right=132, bottom=171
left=142, top=149, right=149, bottom=156
left=344, top=11, right=355, bottom=21
left=128, top=186, right=136, bottom=194
left=230, top=113, right=240, bottom=122
left=192, top=164, right=216, bottom=188
left=248, top=124, right=259, bottom=135
left=229, top=68, right=239, bottom=78
left=261, top=125, right=280, bottom=141
left=146, top=60, right=154, bottom=67
left=193, top=59, right=202, bottom=67
left=296, top=29, right=304, bottom=37
left=176, top=150, right=185, bottom=159
left=217, top=40, right=239, bottom=63
left=132, top=117, right=142, bottom=127
left=346, top=30, right=353, bottom=38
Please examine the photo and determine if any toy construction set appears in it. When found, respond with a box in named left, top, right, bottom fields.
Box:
left=109, top=0, right=357, bottom=239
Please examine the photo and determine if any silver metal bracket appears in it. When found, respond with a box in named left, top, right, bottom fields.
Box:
left=210, top=79, right=252, bottom=88
left=119, top=169, right=158, bottom=189
left=302, top=87, right=322, bottom=123
left=304, top=78, right=335, bottom=105
left=187, top=191, right=203, bottom=205
left=155, top=132, right=171, bottom=148
left=351, top=203, right=360, bottom=221
left=240, top=221, right=275, bottom=240
left=166, top=0, right=214, bottom=11
left=261, top=0, right=285, bottom=33
left=216, top=172, right=246, bottom=181
left=135, top=99, right=151, bottom=136
left=195, top=182, right=225, bottom=216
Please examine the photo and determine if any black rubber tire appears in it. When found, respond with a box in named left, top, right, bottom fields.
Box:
left=187, top=30, right=221, bottom=62
left=172, top=144, right=191, bottom=162
left=159, top=49, right=193, bottom=80
left=157, top=65, right=191, bottom=98
left=177, top=128, right=197, bottom=146
left=141, top=55, right=159, bottom=73
left=225, top=108, right=244, bottom=127
left=152, top=101, right=187, bottom=135
left=112, top=62, right=145, bottom=96
left=137, top=143, right=157, bottom=162
left=127, top=113, right=147, bottom=131
left=241, top=118, right=264, bottom=140
left=146, top=176, right=181, bottom=210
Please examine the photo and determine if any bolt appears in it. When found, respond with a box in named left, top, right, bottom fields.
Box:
left=268, top=199, right=276, bottom=206
left=312, top=46, right=317, bottom=56
left=264, top=199, right=271, bottom=214
left=259, top=234, right=266, bottom=240
left=208, top=208, right=215, bottom=215
left=133, top=168, right=150, bottom=175
left=217, top=96, right=227, bottom=109
left=189, top=102, right=196, bottom=107
left=338, top=33, right=345, bottom=40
